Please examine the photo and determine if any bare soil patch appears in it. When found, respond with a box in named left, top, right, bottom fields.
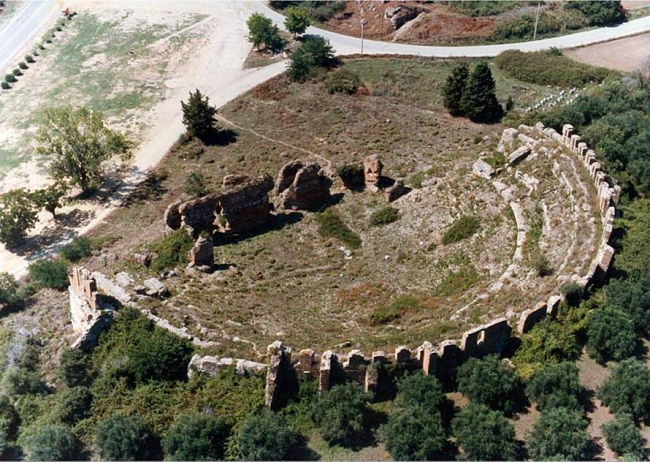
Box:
left=565, top=32, right=650, bottom=72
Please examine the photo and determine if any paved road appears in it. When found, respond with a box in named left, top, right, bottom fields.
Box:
left=0, top=0, right=58, bottom=74
left=256, top=1, right=650, bottom=57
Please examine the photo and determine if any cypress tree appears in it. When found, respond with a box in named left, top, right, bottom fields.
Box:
left=461, top=62, right=504, bottom=123
left=442, top=63, right=469, bottom=117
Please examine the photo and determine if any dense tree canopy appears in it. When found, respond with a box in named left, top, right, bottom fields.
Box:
left=605, top=271, right=650, bottom=337
left=442, top=63, right=469, bottom=117
left=526, top=362, right=584, bottom=411
left=36, top=106, right=130, bottom=194
left=598, top=359, right=650, bottom=421
left=96, top=414, right=161, bottom=460
left=163, top=413, right=230, bottom=461
left=284, top=6, right=311, bottom=37
left=382, top=406, right=447, bottom=461
left=247, top=13, right=282, bottom=50
left=288, top=36, right=335, bottom=82
left=26, top=425, right=80, bottom=461
left=0, top=189, right=39, bottom=246
left=316, top=382, right=367, bottom=447
left=587, top=308, right=638, bottom=363
left=601, top=413, right=645, bottom=460
left=0, top=273, right=19, bottom=306
left=452, top=404, right=518, bottom=461
left=526, top=407, right=591, bottom=460
left=566, top=0, right=625, bottom=26
left=58, top=348, right=90, bottom=388
left=457, top=355, right=521, bottom=413
left=237, top=411, right=298, bottom=461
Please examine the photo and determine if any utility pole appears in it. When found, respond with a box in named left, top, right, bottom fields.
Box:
left=533, top=1, right=541, bottom=40
left=360, top=6, right=367, bottom=55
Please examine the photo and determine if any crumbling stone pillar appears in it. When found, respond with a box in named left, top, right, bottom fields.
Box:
left=265, top=341, right=294, bottom=409
left=188, top=235, right=214, bottom=268
left=364, top=155, right=383, bottom=190
left=319, top=351, right=336, bottom=394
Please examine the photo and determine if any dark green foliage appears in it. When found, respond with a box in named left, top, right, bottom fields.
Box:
left=449, top=0, right=524, bottom=16
left=601, top=413, right=646, bottom=460
left=526, top=407, right=590, bottom=460
left=566, top=0, right=625, bottom=26
left=315, top=209, right=361, bottom=249
left=56, top=386, right=92, bottom=425
left=369, top=206, right=399, bottom=227
left=370, top=294, right=422, bottom=325
left=58, top=348, right=90, bottom=387
left=615, top=200, right=650, bottom=275
left=0, top=189, right=39, bottom=246
left=533, top=254, right=553, bottom=277
left=184, top=172, right=208, bottom=197
left=18, top=61, right=27, bottom=70
left=0, top=273, right=19, bottom=306
left=2, top=367, right=45, bottom=397
left=327, top=69, right=361, bottom=95
left=460, top=62, right=503, bottom=123
left=598, top=359, right=650, bottom=421
left=452, top=404, right=518, bottom=461
left=526, top=362, right=583, bottom=411
left=60, top=236, right=91, bottom=262
left=316, top=382, right=367, bottom=446
left=181, top=89, right=217, bottom=141
left=25, top=55, right=35, bottom=63
left=495, top=50, right=614, bottom=88
left=247, top=13, right=282, bottom=50
left=148, top=228, right=194, bottom=272
left=457, top=355, right=521, bottom=413
left=12, top=69, right=22, bottom=77
left=25, top=424, right=81, bottom=461
left=561, top=281, right=584, bottom=306
left=163, top=413, right=230, bottom=461
left=605, top=271, right=650, bottom=337
left=0, top=395, right=20, bottom=452
left=442, top=63, right=468, bottom=117
left=4, top=74, right=16, bottom=83
left=96, top=414, right=161, bottom=460
left=32, top=182, right=67, bottom=219
left=397, top=373, right=445, bottom=410
left=1, top=82, right=9, bottom=90
left=587, top=308, right=637, bottom=363
left=382, top=406, right=447, bottom=461
left=237, top=411, right=299, bottom=460
left=492, top=9, right=589, bottom=41
left=27, top=258, right=70, bottom=290
left=442, top=215, right=480, bottom=245
left=284, top=6, right=311, bottom=36
left=288, top=36, right=335, bottom=82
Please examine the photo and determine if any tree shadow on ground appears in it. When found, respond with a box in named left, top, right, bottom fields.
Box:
left=200, top=127, right=237, bottom=147
left=287, top=437, right=321, bottom=461
left=122, top=170, right=168, bottom=207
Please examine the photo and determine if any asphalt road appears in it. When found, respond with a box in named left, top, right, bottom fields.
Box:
left=0, top=0, right=57, bottom=74
left=256, top=2, right=650, bottom=57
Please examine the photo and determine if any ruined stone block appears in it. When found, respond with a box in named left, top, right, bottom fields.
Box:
left=416, top=341, right=437, bottom=375
left=371, top=351, right=387, bottom=363
left=395, top=345, right=411, bottom=362
left=319, top=351, right=336, bottom=394
left=598, top=245, right=615, bottom=272
left=164, top=200, right=182, bottom=231
left=517, top=301, right=548, bottom=334
left=364, top=155, right=383, bottom=190
left=188, top=235, right=214, bottom=267
left=461, top=318, right=511, bottom=358
left=547, top=295, right=562, bottom=316
left=276, top=160, right=332, bottom=211
left=507, top=146, right=531, bottom=165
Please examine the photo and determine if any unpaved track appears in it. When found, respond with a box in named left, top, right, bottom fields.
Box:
left=565, top=32, right=650, bottom=72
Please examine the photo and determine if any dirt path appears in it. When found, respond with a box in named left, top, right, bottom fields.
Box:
left=0, top=0, right=289, bottom=277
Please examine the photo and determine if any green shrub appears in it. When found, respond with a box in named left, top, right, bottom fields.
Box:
left=586, top=308, right=637, bottom=363
left=316, top=382, right=367, bottom=447
left=2, top=367, right=45, bottom=397
left=58, top=348, right=90, bottom=388
left=12, top=69, right=21, bottom=77
left=533, top=254, right=553, bottom=277
left=382, top=406, right=447, bottom=460
left=27, top=258, right=70, bottom=290
left=247, top=13, right=282, bottom=51
left=601, top=414, right=645, bottom=460
left=566, top=0, right=626, bottom=26
left=396, top=372, right=445, bottom=410
left=315, top=209, right=361, bottom=249
left=452, top=404, right=518, bottom=461
left=492, top=8, right=588, bottom=41
left=184, top=171, right=208, bottom=197
left=59, top=236, right=91, bottom=262
left=96, top=414, right=161, bottom=460
left=604, top=272, right=650, bottom=337
left=442, top=215, right=480, bottom=245
left=526, top=407, right=590, bottom=460
left=597, top=359, right=650, bottom=421
left=561, top=281, right=583, bottom=306
left=449, top=0, right=525, bottom=16
left=0, top=273, right=20, bottom=306
left=526, top=362, right=584, bottom=411
left=148, top=229, right=194, bottom=272
left=457, top=355, right=521, bottom=414
left=369, top=206, right=399, bottom=227
left=494, top=50, right=614, bottom=87
left=25, top=55, right=35, bottom=63
left=326, top=69, right=361, bottom=95
left=18, top=62, right=27, bottom=70
left=25, top=424, right=81, bottom=461
left=1, top=82, right=10, bottom=90
left=4, top=75, right=16, bottom=83
left=370, top=294, right=422, bottom=325
left=288, top=36, right=335, bottom=82
left=56, top=386, right=92, bottom=425
left=237, top=411, right=299, bottom=460
left=163, top=413, right=230, bottom=461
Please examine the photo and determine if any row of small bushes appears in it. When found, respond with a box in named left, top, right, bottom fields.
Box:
left=2, top=18, right=72, bottom=90
left=494, top=49, right=614, bottom=88
left=492, top=8, right=588, bottom=41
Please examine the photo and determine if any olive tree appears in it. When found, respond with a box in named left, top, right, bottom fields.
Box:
left=36, top=106, right=130, bottom=194
left=237, top=411, right=298, bottom=460
left=0, top=189, right=39, bottom=246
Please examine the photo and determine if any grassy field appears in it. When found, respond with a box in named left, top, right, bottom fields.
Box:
left=0, top=9, right=207, bottom=185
